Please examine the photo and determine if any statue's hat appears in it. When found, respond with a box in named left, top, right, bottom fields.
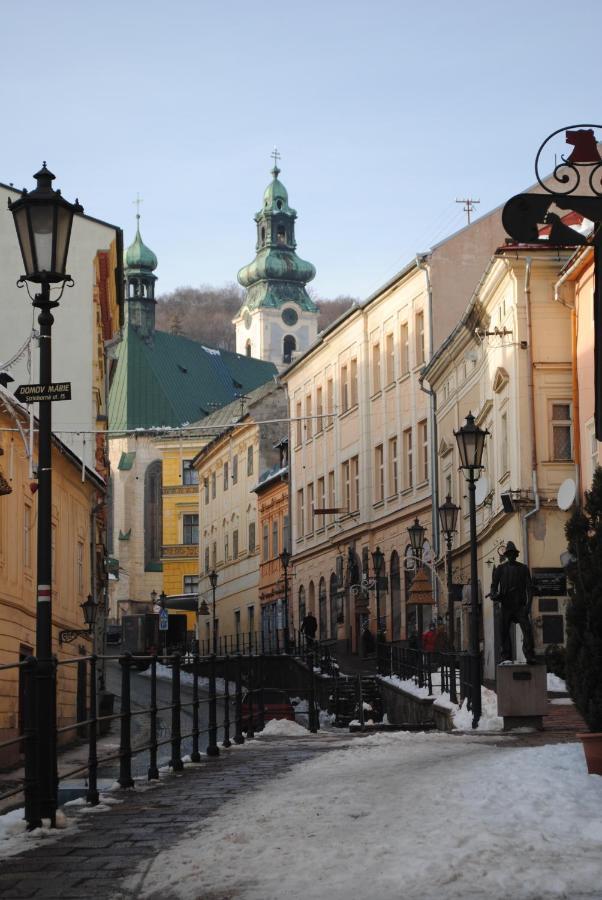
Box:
left=503, top=541, right=519, bottom=558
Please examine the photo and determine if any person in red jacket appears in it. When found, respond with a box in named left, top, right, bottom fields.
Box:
left=421, top=622, right=437, bottom=654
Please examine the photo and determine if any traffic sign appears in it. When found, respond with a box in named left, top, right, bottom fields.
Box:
left=15, top=382, right=71, bottom=403
left=159, top=608, right=169, bottom=631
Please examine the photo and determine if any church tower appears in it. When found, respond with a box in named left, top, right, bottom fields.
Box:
left=123, top=213, right=158, bottom=339
left=235, top=154, right=318, bottom=370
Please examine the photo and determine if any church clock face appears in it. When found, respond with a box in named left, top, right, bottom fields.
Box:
left=244, top=311, right=252, bottom=329
left=281, top=307, right=298, bottom=326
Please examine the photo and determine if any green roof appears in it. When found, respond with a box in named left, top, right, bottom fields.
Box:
left=109, top=326, right=277, bottom=431
left=124, top=219, right=157, bottom=271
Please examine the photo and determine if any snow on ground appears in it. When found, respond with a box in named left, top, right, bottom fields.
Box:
left=128, top=732, right=602, bottom=900
left=260, top=718, right=309, bottom=737
left=0, top=808, right=72, bottom=860
left=547, top=672, right=568, bottom=693
left=450, top=686, right=504, bottom=731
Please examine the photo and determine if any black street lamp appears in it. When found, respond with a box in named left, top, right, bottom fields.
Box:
left=209, top=570, right=218, bottom=654
left=9, top=164, right=81, bottom=825
left=438, top=495, right=460, bottom=652
left=59, top=595, right=99, bottom=644
left=372, top=546, right=384, bottom=645
left=407, top=517, right=426, bottom=563
left=279, top=548, right=291, bottom=651
left=454, top=412, right=489, bottom=728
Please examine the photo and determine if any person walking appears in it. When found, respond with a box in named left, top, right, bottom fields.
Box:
left=301, top=610, right=318, bottom=649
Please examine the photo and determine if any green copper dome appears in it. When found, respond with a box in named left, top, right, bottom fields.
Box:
left=237, top=163, right=317, bottom=314
left=124, top=217, right=158, bottom=272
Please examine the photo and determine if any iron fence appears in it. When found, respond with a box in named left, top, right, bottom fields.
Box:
left=377, top=644, right=472, bottom=708
left=0, top=648, right=323, bottom=832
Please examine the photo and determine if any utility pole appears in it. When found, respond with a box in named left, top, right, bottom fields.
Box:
left=456, top=197, right=480, bottom=225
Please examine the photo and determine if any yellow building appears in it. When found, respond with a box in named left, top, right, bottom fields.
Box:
left=0, top=397, right=105, bottom=767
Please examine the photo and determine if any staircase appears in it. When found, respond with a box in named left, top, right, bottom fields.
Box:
left=331, top=674, right=384, bottom=728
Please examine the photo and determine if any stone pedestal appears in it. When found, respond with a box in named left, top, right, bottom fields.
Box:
left=496, top=664, right=547, bottom=730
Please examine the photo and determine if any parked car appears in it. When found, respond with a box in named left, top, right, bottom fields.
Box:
left=241, top=689, right=295, bottom=729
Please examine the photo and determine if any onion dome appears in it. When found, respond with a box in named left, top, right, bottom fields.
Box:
left=124, top=216, right=158, bottom=272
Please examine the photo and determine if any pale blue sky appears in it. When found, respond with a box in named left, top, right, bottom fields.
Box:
left=3, top=0, right=601, bottom=300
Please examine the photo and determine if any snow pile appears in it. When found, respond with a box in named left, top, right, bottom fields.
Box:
left=127, top=733, right=602, bottom=900
left=259, top=719, right=308, bottom=737
left=547, top=672, right=567, bottom=693
left=0, top=808, right=72, bottom=860
left=379, top=674, right=432, bottom=699
left=452, top=686, right=504, bottom=731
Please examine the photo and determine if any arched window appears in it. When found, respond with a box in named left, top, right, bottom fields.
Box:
left=277, top=225, right=286, bottom=243
left=245, top=340, right=252, bottom=358
left=318, top=577, right=327, bottom=639
left=298, top=585, right=306, bottom=625
left=308, top=580, right=315, bottom=620
left=283, top=335, right=296, bottom=364
left=390, top=551, right=401, bottom=641
left=144, top=460, right=163, bottom=571
left=261, top=226, right=266, bottom=243
left=329, top=572, right=339, bottom=638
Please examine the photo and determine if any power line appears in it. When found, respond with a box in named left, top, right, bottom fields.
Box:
left=455, top=197, right=480, bottom=225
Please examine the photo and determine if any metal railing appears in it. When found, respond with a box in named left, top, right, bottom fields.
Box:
left=0, top=648, right=323, bottom=831
left=377, top=644, right=472, bottom=708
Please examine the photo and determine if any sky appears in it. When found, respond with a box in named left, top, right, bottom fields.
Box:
left=2, top=0, right=602, bottom=301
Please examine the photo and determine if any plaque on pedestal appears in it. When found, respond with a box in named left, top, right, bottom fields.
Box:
left=496, top=664, right=547, bottom=730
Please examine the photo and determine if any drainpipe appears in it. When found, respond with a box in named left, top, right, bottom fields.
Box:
left=522, top=258, right=539, bottom=569
left=554, top=260, right=581, bottom=501
left=416, top=255, right=440, bottom=568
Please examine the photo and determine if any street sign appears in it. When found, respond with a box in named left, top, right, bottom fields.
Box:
left=159, top=608, right=169, bottom=631
left=15, top=382, right=71, bottom=403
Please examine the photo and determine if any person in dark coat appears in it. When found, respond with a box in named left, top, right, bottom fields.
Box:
left=301, top=611, right=318, bottom=649
left=490, top=541, right=536, bottom=664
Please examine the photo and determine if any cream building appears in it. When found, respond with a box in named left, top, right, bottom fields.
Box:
left=282, top=205, right=510, bottom=654
left=194, top=383, right=286, bottom=649
left=423, top=244, right=577, bottom=678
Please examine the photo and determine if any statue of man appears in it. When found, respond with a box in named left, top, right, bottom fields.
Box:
left=490, top=541, right=536, bottom=665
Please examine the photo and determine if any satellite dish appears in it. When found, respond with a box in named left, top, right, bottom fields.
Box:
left=474, top=475, right=490, bottom=506
left=557, top=478, right=577, bottom=511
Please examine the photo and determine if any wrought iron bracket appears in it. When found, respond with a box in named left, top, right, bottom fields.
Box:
left=59, top=627, right=93, bottom=645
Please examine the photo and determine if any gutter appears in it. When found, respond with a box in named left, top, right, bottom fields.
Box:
left=522, top=258, right=539, bottom=569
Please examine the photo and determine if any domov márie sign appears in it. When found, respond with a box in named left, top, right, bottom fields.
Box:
left=15, top=382, right=71, bottom=403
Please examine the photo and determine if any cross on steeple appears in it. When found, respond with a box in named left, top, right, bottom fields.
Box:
left=133, top=192, right=143, bottom=222
left=270, top=147, right=281, bottom=177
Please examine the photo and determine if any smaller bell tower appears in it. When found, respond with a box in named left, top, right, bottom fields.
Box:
left=123, top=205, right=158, bottom=340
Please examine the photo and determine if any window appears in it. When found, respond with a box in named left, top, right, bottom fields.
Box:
left=403, top=428, right=413, bottom=489
left=245, top=340, right=251, bottom=358
left=77, top=541, right=84, bottom=594
left=283, top=335, right=296, bottom=364
left=211, top=541, right=217, bottom=568
left=183, top=514, right=199, bottom=544
left=340, top=364, right=349, bottom=413
left=204, top=546, right=210, bottom=572
left=315, top=385, right=324, bottom=434
left=350, top=357, right=358, bottom=407
left=351, top=455, right=359, bottom=511
left=283, top=515, right=290, bottom=552
left=262, top=523, right=269, bottom=561
left=235, top=610, right=241, bottom=641
left=297, top=488, right=305, bottom=537
left=296, top=401, right=303, bottom=446
left=415, top=311, right=425, bottom=366
left=587, top=421, right=598, bottom=487
left=184, top=574, right=199, bottom=594
left=232, top=453, right=238, bottom=484
left=305, top=394, right=313, bottom=439
left=327, top=378, right=334, bottom=425
left=317, top=477, right=325, bottom=529
left=182, top=460, right=198, bottom=485
left=224, top=532, right=229, bottom=561
left=247, top=445, right=254, bottom=475
left=211, top=471, right=216, bottom=499
left=223, top=461, right=229, bottom=491
left=204, top=477, right=209, bottom=505
left=386, top=333, right=395, bottom=385
left=342, top=460, right=351, bottom=511
left=248, top=521, right=256, bottom=552
left=372, top=342, right=381, bottom=393
left=144, top=461, right=162, bottom=569
left=24, top=504, right=31, bottom=569
left=307, top=482, right=314, bottom=534
left=389, top=436, right=398, bottom=495
left=375, top=445, right=384, bottom=502
left=272, top=519, right=279, bottom=558
left=248, top=605, right=255, bottom=633
left=328, top=470, right=335, bottom=524
left=551, top=402, right=572, bottom=460
left=400, top=322, right=409, bottom=374
left=418, top=420, right=428, bottom=483
left=500, top=412, right=509, bottom=475
left=229, top=527, right=237, bottom=558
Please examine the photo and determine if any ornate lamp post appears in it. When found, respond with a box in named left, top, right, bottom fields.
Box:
left=454, top=412, right=489, bottom=728
left=371, top=546, right=384, bottom=640
left=407, top=517, right=426, bottom=564
left=209, top=570, right=218, bottom=654
left=279, top=548, right=291, bottom=651
left=438, top=495, right=460, bottom=650
left=9, top=164, right=82, bottom=824
left=58, top=595, right=99, bottom=644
